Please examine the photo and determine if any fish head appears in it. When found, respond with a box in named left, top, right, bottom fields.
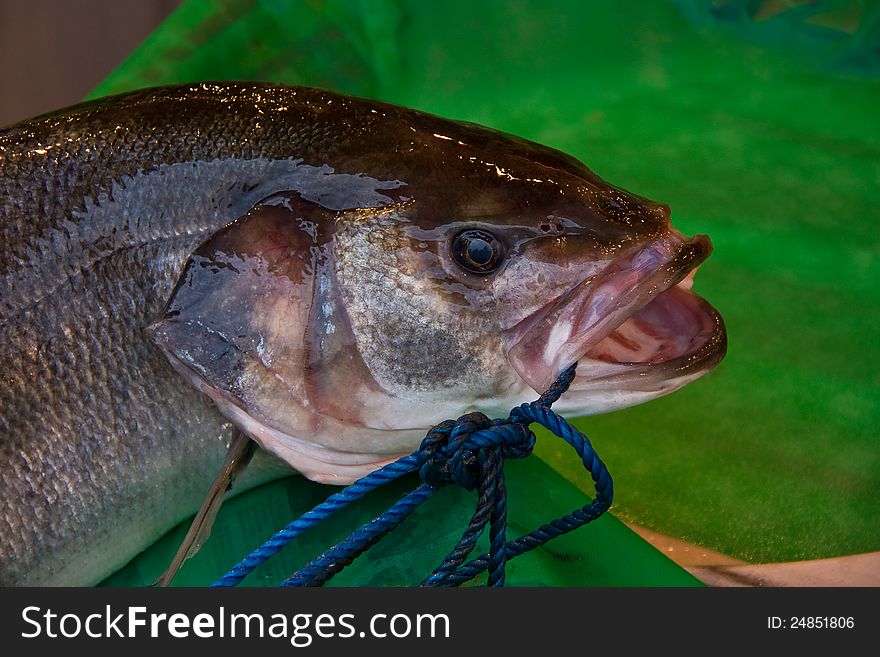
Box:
left=148, top=97, right=726, bottom=481
left=327, top=117, right=727, bottom=417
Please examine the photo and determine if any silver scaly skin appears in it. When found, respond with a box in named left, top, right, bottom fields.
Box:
left=0, top=83, right=725, bottom=585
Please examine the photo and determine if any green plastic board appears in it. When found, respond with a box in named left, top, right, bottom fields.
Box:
left=90, top=0, right=879, bottom=583
left=104, top=457, right=697, bottom=587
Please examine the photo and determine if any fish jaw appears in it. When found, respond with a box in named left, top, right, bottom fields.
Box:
left=556, top=287, right=726, bottom=414
left=501, top=231, right=725, bottom=402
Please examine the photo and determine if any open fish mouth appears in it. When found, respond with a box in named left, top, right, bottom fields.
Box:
left=502, top=232, right=726, bottom=397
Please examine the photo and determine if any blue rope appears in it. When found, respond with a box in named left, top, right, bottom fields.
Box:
left=212, top=362, right=613, bottom=587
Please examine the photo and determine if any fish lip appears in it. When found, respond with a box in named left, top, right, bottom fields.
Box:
left=501, top=232, right=715, bottom=393
left=570, top=287, right=727, bottom=392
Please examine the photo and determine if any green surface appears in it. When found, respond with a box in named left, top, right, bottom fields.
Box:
left=104, top=457, right=698, bottom=587
left=93, top=0, right=879, bottom=574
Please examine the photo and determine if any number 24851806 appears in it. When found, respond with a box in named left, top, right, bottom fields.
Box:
left=768, top=617, right=854, bottom=629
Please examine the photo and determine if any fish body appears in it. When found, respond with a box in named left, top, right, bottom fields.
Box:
left=0, top=83, right=725, bottom=585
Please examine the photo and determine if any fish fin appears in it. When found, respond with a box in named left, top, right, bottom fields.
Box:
left=153, top=431, right=256, bottom=587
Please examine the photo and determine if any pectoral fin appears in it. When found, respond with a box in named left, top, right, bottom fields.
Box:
left=154, top=431, right=256, bottom=587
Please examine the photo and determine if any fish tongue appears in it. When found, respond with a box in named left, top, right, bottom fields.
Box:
left=503, top=239, right=678, bottom=393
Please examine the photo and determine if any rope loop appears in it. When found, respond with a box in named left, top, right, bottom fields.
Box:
left=212, top=362, right=613, bottom=588
left=418, top=412, right=534, bottom=490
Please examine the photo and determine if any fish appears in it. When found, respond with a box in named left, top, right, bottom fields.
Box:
left=0, top=82, right=726, bottom=586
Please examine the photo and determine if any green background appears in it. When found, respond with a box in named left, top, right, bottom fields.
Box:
left=93, top=0, right=879, bottom=584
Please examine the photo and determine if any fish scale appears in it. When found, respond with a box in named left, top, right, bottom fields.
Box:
left=1, top=238, right=240, bottom=585
left=0, top=82, right=724, bottom=585
left=0, top=86, right=338, bottom=584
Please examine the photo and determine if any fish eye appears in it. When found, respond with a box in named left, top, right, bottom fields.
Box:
left=451, top=229, right=504, bottom=274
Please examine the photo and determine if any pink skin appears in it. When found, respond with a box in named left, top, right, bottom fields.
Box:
left=502, top=232, right=722, bottom=396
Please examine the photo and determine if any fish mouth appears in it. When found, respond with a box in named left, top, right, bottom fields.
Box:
left=502, top=232, right=726, bottom=395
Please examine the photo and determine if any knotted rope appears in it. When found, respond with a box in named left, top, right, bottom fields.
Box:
left=212, top=362, right=613, bottom=587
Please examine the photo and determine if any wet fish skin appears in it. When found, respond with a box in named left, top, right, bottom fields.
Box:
left=0, top=84, right=346, bottom=585
left=0, top=83, right=450, bottom=585
left=0, top=83, right=723, bottom=585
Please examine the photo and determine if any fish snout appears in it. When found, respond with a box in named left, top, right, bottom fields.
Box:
left=501, top=230, right=723, bottom=398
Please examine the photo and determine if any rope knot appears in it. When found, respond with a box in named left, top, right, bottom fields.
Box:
left=418, top=412, right=535, bottom=491
left=212, top=363, right=614, bottom=589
